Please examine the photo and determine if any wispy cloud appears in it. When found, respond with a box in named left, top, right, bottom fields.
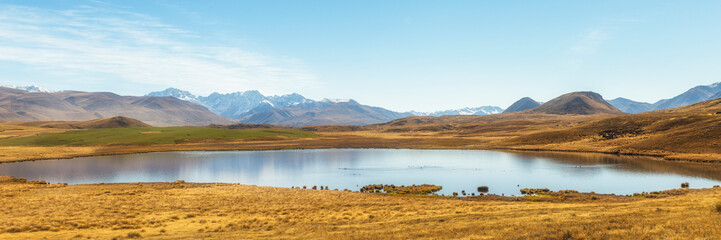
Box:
left=570, top=29, right=609, bottom=54
left=0, top=3, right=318, bottom=95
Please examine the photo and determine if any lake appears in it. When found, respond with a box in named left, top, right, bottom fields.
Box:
left=1, top=149, right=720, bottom=196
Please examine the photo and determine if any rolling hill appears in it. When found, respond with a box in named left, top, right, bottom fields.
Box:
left=8, top=116, right=152, bottom=129
left=0, top=87, right=233, bottom=126
left=528, top=92, right=624, bottom=115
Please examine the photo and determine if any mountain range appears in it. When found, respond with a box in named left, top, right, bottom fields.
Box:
left=0, top=87, right=232, bottom=126
left=147, top=88, right=504, bottom=126
left=3, top=81, right=720, bottom=127
left=607, top=82, right=721, bottom=113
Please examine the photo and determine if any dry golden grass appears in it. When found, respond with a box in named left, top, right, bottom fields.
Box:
left=1, top=177, right=720, bottom=239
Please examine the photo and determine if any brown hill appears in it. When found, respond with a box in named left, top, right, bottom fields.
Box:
left=528, top=92, right=624, bottom=115
left=505, top=97, right=721, bottom=157
left=10, top=116, right=152, bottom=129
left=0, top=87, right=234, bottom=126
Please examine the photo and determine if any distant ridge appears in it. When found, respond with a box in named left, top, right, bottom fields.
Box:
left=503, top=97, right=540, bottom=113
left=0, top=87, right=233, bottom=126
left=2, top=85, right=54, bottom=93
left=237, top=99, right=412, bottom=126
left=607, top=98, right=655, bottom=113
left=529, top=92, right=624, bottom=115
left=411, top=106, right=503, bottom=116
left=9, top=116, right=152, bottom=129
left=608, top=82, right=721, bottom=113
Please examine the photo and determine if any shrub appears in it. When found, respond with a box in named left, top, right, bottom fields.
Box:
left=477, top=186, right=489, bottom=193
left=681, top=182, right=689, bottom=188
left=360, top=184, right=442, bottom=195
left=520, top=188, right=550, bottom=195
left=126, top=232, right=141, bottom=238
left=714, top=202, right=721, bottom=213
left=561, top=231, right=573, bottom=240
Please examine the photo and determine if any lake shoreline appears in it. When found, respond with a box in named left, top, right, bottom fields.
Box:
left=2, top=137, right=720, bottom=165
left=2, top=176, right=720, bottom=239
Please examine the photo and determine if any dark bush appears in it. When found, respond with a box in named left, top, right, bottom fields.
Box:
left=126, top=232, right=141, bottom=238
left=360, top=184, right=442, bottom=195
left=477, top=186, right=489, bottom=193
left=520, top=188, right=550, bottom=195
left=681, top=182, right=689, bottom=188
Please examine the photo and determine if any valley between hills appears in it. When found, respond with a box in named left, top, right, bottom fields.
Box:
left=2, top=87, right=721, bottom=239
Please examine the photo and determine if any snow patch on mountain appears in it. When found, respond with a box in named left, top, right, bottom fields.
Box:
left=410, top=106, right=504, bottom=116
left=147, top=88, right=315, bottom=119
left=3, top=85, right=54, bottom=93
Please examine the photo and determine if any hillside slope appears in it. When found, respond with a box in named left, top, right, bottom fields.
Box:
left=500, top=97, right=721, bottom=159
left=0, top=87, right=233, bottom=126
left=529, top=92, right=624, bottom=115
left=503, top=97, right=541, bottom=113
left=9, top=116, right=152, bottom=129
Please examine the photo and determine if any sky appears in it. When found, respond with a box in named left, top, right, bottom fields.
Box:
left=0, top=0, right=720, bottom=112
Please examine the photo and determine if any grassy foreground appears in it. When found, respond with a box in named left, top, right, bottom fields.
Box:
left=1, top=177, right=720, bottom=239
left=0, top=127, right=316, bottom=146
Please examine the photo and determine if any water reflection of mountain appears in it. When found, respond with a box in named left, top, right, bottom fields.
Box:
left=0, top=150, right=365, bottom=184
left=1, top=149, right=720, bottom=191
left=506, top=151, right=721, bottom=181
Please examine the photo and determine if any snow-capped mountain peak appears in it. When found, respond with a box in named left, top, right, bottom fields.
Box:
left=147, top=88, right=200, bottom=104
left=147, top=88, right=315, bottom=119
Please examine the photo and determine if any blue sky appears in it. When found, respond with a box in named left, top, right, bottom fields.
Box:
left=0, top=0, right=720, bottom=111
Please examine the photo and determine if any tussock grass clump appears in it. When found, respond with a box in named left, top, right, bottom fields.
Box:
left=714, top=202, right=721, bottom=213
left=681, top=182, right=689, bottom=188
left=126, top=232, right=142, bottom=238
left=360, top=184, right=442, bottom=195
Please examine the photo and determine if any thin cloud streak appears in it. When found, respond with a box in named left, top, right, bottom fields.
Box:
left=570, top=29, right=609, bottom=54
left=0, top=4, right=318, bottom=95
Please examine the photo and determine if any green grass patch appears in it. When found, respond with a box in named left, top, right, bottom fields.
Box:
left=0, top=127, right=317, bottom=146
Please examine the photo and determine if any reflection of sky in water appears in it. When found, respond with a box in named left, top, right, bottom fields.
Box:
left=1, top=149, right=720, bottom=196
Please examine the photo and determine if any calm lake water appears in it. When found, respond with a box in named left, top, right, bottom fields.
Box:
left=2, top=149, right=721, bottom=196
